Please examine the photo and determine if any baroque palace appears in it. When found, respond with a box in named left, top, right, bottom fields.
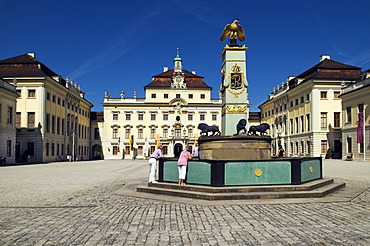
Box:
left=0, top=52, right=369, bottom=163
left=99, top=51, right=222, bottom=159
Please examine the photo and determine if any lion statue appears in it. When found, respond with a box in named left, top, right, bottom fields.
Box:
left=248, top=123, right=270, bottom=135
left=234, top=119, right=247, bottom=135
left=198, top=123, right=221, bottom=136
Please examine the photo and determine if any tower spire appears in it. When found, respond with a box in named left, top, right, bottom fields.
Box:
left=174, top=48, right=182, bottom=72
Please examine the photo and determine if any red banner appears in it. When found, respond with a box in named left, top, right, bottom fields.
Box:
left=357, top=112, right=364, bottom=143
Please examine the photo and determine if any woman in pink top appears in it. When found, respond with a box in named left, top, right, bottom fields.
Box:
left=178, top=145, right=193, bottom=185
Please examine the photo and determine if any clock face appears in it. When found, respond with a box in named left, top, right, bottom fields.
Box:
left=176, top=76, right=182, bottom=82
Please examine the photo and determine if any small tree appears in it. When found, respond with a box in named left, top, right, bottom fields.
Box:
left=326, top=147, right=334, bottom=159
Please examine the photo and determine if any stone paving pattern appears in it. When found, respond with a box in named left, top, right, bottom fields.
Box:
left=0, top=160, right=369, bottom=245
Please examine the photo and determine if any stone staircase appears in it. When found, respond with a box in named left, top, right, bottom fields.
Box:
left=136, top=178, right=345, bottom=200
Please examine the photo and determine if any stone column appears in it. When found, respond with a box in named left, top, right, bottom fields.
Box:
left=220, top=46, right=250, bottom=136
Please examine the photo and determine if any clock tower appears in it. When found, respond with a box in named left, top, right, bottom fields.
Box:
left=172, top=48, right=186, bottom=89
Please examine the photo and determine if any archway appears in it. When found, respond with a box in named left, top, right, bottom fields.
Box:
left=92, top=144, right=103, bottom=160
left=174, top=143, right=183, bottom=158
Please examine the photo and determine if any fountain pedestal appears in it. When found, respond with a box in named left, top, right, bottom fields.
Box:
left=198, top=135, right=272, bottom=161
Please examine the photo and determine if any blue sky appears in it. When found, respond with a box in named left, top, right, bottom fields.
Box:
left=1, top=0, right=370, bottom=112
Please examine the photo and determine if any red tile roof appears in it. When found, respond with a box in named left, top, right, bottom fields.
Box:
left=144, top=69, right=212, bottom=89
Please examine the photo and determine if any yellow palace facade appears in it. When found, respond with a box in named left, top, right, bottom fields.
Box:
left=100, top=53, right=222, bottom=159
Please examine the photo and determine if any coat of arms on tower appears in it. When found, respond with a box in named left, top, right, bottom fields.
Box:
left=227, top=64, right=245, bottom=97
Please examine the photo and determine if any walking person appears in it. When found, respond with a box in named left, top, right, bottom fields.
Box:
left=178, top=145, right=193, bottom=185
left=278, top=144, right=285, bottom=157
left=149, top=145, right=164, bottom=183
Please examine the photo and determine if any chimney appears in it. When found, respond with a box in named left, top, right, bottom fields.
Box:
left=28, top=52, right=36, bottom=58
left=320, top=54, right=331, bottom=62
left=192, top=71, right=196, bottom=75
left=163, top=67, right=168, bottom=72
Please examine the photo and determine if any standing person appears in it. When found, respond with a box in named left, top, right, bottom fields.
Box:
left=278, top=144, right=285, bottom=157
left=192, top=144, right=199, bottom=158
left=178, top=145, right=193, bottom=185
left=149, top=145, right=164, bottom=183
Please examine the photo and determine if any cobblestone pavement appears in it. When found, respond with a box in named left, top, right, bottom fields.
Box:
left=0, top=160, right=369, bottom=245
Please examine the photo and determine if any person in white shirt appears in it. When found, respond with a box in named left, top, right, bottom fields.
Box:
left=148, top=145, right=164, bottom=183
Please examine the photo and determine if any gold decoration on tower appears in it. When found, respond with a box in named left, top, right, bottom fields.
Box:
left=220, top=19, right=246, bottom=42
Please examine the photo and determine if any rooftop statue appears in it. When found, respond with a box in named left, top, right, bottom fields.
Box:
left=220, top=19, right=246, bottom=46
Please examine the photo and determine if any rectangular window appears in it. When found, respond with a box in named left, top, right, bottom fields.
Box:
left=212, top=114, right=217, bottom=121
left=321, top=113, right=327, bottom=129
left=51, top=115, right=55, bottom=133
left=61, top=144, right=64, bottom=156
left=162, top=146, right=168, bottom=155
left=200, top=94, right=205, bottom=99
left=52, top=95, right=56, bottom=103
left=7, top=140, right=11, bottom=157
left=125, top=146, right=130, bottom=155
left=300, top=97, right=304, bottom=104
left=94, top=128, right=99, bottom=140
left=137, top=146, right=143, bottom=156
left=295, top=117, right=298, bottom=133
left=138, top=129, right=143, bottom=139
left=320, top=91, right=327, bottom=99
left=16, top=90, right=21, bottom=97
left=46, top=143, right=49, bottom=156
left=113, top=113, right=118, bottom=121
left=200, top=114, right=205, bottom=121
left=7, top=106, right=13, bottom=124
left=57, top=117, right=60, bottom=134
left=150, top=129, right=156, bottom=139
left=46, top=114, right=50, bottom=133
left=113, top=146, right=118, bottom=155
left=306, top=114, right=310, bottom=132
left=176, top=94, right=180, bottom=98
left=51, top=143, right=55, bottom=156
left=163, top=129, right=168, bottom=138
left=112, top=128, right=118, bottom=139
left=175, top=129, right=181, bottom=137
left=125, top=128, right=131, bottom=139
left=295, top=99, right=298, bottom=106
left=188, top=114, right=193, bottom=121
left=28, top=89, right=36, bottom=98
left=321, top=140, right=328, bottom=153
left=0, top=104, right=2, bottom=122
left=163, top=113, right=168, bottom=121
left=57, top=97, right=61, bottom=105
left=188, top=94, right=193, bottom=99
left=347, top=137, right=352, bottom=153
left=300, top=115, right=304, bottom=132
left=28, top=112, right=35, bottom=129
left=151, top=94, right=156, bottom=98
left=334, top=112, right=340, bottom=128
left=346, top=107, right=352, bottom=123
left=46, top=92, right=50, bottom=100
left=306, top=94, right=310, bottom=101
left=290, top=119, right=293, bottom=134
left=61, top=119, right=65, bottom=135
left=138, top=113, right=143, bottom=121
left=126, top=113, right=131, bottom=121
left=334, top=91, right=340, bottom=99
left=57, top=143, right=60, bottom=156
left=16, top=112, right=21, bottom=128
left=164, top=94, right=168, bottom=99
left=307, top=141, right=311, bottom=154
left=188, top=128, right=193, bottom=138
left=151, top=114, right=156, bottom=121
left=290, top=101, right=293, bottom=107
